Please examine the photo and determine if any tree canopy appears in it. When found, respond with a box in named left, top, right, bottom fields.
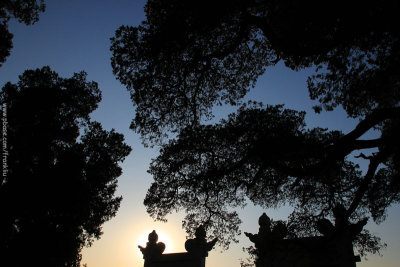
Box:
left=110, top=0, right=400, bottom=255
left=0, top=66, right=131, bottom=266
left=0, top=0, right=45, bottom=66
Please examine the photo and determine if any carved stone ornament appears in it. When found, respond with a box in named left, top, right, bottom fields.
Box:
left=245, top=210, right=366, bottom=267
left=185, top=225, right=218, bottom=257
left=138, top=230, right=166, bottom=260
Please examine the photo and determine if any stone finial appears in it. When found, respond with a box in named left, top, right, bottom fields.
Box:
left=185, top=225, right=218, bottom=257
left=259, top=213, right=271, bottom=230
left=138, top=230, right=166, bottom=260
left=316, top=204, right=368, bottom=241
left=245, top=213, right=288, bottom=248
left=316, top=218, right=335, bottom=237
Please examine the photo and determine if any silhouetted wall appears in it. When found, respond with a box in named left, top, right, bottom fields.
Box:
left=256, top=236, right=360, bottom=267
left=246, top=213, right=364, bottom=267
left=144, top=253, right=205, bottom=267
left=139, top=227, right=216, bottom=267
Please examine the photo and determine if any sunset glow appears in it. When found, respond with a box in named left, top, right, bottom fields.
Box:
left=137, top=230, right=173, bottom=254
left=2, top=1, right=399, bottom=267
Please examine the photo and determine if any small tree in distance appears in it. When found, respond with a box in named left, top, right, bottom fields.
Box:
left=0, top=66, right=131, bottom=267
left=111, top=0, right=400, bottom=258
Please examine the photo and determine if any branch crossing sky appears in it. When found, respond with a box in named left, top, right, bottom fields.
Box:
left=0, top=1, right=399, bottom=266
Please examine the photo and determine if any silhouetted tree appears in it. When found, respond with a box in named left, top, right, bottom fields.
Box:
left=110, top=0, right=400, bottom=255
left=0, top=0, right=45, bottom=66
left=0, top=67, right=131, bottom=267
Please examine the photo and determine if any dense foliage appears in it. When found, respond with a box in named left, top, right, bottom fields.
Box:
left=111, top=0, right=400, bottom=254
left=0, top=67, right=131, bottom=266
left=0, top=0, right=45, bottom=66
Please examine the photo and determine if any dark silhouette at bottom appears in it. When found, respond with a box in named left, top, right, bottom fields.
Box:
left=245, top=211, right=366, bottom=267
left=139, top=225, right=217, bottom=267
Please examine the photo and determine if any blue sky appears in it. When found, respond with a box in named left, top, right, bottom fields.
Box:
left=0, top=1, right=399, bottom=266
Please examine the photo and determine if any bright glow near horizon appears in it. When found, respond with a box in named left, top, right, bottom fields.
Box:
left=137, top=230, right=173, bottom=254
left=2, top=1, right=399, bottom=266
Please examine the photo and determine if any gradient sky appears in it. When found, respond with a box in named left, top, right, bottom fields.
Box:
left=0, top=1, right=399, bottom=266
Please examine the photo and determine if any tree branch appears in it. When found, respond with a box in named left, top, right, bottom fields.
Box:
left=352, top=138, right=384, bottom=150
left=268, top=107, right=399, bottom=177
left=346, top=151, right=386, bottom=218
left=339, top=107, right=400, bottom=144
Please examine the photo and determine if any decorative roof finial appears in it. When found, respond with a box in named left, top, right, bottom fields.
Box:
left=185, top=225, right=218, bottom=257
left=138, top=230, right=166, bottom=261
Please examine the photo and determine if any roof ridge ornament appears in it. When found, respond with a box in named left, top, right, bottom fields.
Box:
left=185, top=225, right=218, bottom=257
left=138, top=230, right=166, bottom=262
